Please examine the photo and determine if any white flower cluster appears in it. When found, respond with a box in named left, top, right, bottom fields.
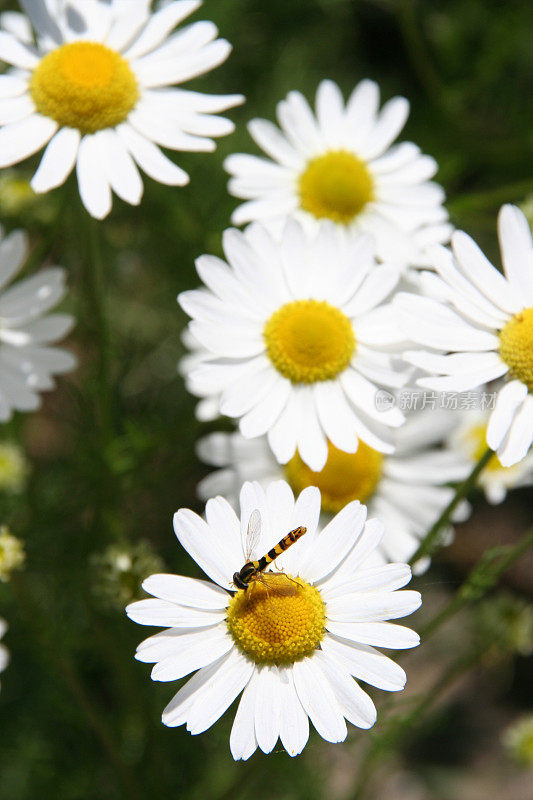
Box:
left=0, top=0, right=531, bottom=765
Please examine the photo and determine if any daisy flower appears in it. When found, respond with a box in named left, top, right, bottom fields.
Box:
left=0, top=226, right=75, bottom=420
left=224, top=79, right=451, bottom=267
left=127, top=480, right=421, bottom=759
left=395, top=204, right=533, bottom=467
left=0, top=617, right=8, bottom=688
left=196, top=407, right=471, bottom=569
left=179, top=219, right=410, bottom=472
left=450, top=407, right=533, bottom=505
left=0, top=0, right=243, bottom=218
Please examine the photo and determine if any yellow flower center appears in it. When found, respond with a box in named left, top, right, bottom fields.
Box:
left=226, top=573, right=325, bottom=665
left=499, top=308, right=533, bottom=392
left=30, top=42, right=139, bottom=134
left=264, top=299, right=355, bottom=383
left=298, top=150, right=374, bottom=224
left=285, top=440, right=383, bottom=513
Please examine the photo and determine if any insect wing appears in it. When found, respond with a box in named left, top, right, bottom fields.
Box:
left=244, top=508, right=262, bottom=561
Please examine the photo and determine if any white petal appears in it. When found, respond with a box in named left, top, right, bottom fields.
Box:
left=278, top=668, right=309, bottom=757
left=185, top=648, right=254, bottom=735
left=0, top=31, right=39, bottom=69
left=0, top=94, right=34, bottom=125
left=125, top=598, right=226, bottom=627
left=0, top=114, right=58, bottom=168
left=254, top=666, right=281, bottom=754
left=142, top=574, right=229, bottom=609
left=359, top=96, right=409, bottom=160
left=497, top=395, right=533, bottom=467
left=0, top=229, right=27, bottom=293
left=230, top=669, right=259, bottom=761
left=498, top=205, right=533, bottom=303
left=117, top=123, right=189, bottom=185
left=31, top=127, right=80, bottom=193
left=300, top=501, right=366, bottom=584
left=292, top=657, right=347, bottom=743
left=323, top=563, right=412, bottom=599
left=124, top=1, right=202, bottom=60
left=76, top=135, right=112, bottom=219
left=325, top=621, right=420, bottom=649
left=487, top=380, right=528, bottom=450
left=150, top=629, right=233, bottom=682
left=96, top=128, right=143, bottom=205
left=314, top=650, right=377, bottom=729
left=326, top=590, right=421, bottom=622
left=452, top=230, right=522, bottom=314
left=322, top=635, right=407, bottom=691
left=173, top=508, right=235, bottom=590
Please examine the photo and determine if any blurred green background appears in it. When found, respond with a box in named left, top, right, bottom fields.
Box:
left=0, top=1, right=532, bottom=798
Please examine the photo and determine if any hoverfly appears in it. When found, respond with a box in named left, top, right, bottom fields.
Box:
left=233, top=509, right=307, bottom=591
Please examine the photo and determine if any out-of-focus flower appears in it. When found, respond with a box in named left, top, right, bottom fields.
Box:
left=396, top=204, right=533, bottom=467
left=225, top=79, right=451, bottom=267
left=0, top=0, right=243, bottom=218
left=0, top=441, right=29, bottom=493
left=451, top=409, right=533, bottom=504
left=197, top=408, right=470, bottom=569
left=127, top=480, right=421, bottom=759
left=0, top=617, right=8, bottom=688
left=503, top=715, right=533, bottom=768
left=0, top=526, right=25, bottom=581
left=91, top=539, right=164, bottom=610
left=0, top=226, right=75, bottom=420
left=180, top=220, right=410, bottom=471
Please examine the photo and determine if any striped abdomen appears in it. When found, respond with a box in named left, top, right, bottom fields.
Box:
left=252, top=526, right=307, bottom=573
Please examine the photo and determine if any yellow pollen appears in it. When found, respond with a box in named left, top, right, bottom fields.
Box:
left=499, top=308, right=533, bottom=392
left=30, top=42, right=139, bottom=134
left=264, top=299, right=355, bottom=383
left=286, top=440, right=384, bottom=513
left=298, top=150, right=374, bottom=224
left=226, top=573, right=325, bottom=665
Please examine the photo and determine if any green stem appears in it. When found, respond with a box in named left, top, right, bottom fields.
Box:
left=410, top=447, right=493, bottom=565
left=420, top=528, right=533, bottom=641
left=86, top=215, right=113, bottom=443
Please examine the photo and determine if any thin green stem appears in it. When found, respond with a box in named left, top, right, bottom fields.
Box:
left=410, top=447, right=493, bottom=565
left=85, top=215, right=113, bottom=443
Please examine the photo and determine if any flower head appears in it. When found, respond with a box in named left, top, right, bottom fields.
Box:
left=395, top=205, right=533, bottom=467
left=196, top=407, right=471, bottom=569
left=0, top=226, right=75, bottom=420
left=0, top=441, right=28, bottom=493
left=0, top=0, right=243, bottom=218
left=179, top=219, right=410, bottom=471
left=127, top=480, right=421, bottom=759
left=224, top=79, right=451, bottom=267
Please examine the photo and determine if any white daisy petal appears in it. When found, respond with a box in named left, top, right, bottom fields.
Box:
left=125, top=598, right=226, bottom=628
left=142, top=574, right=230, bottom=609
left=0, top=114, right=58, bottom=168
left=173, top=508, right=235, bottom=589
left=487, top=380, right=528, bottom=450
left=497, top=395, right=533, bottom=468
left=96, top=128, right=143, bottom=205
left=230, top=670, right=259, bottom=761
left=325, top=621, right=420, bottom=649
left=314, top=650, right=377, bottom=729
left=76, top=134, right=112, bottom=220
left=293, top=657, right=347, bottom=743
left=254, top=666, right=282, bottom=753
left=301, top=501, right=366, bottom=584
left=124, top=1, right=202, bottom=60
left=452, top=230, right=522, bottom=314
left=498, top=205, right=533, bottom=302
left=31, top=127, right=81, bottom=193
left=359, top=96, right=409, bottom=160
left=322, top=635, right=407, bottom=691
left=278, top=668, right=309, bottom=757
left=0, top=31, right=39, bottom=69
left=150, top=628, right=233, bottom=682
left=326, top=590, right=421, bottom=622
